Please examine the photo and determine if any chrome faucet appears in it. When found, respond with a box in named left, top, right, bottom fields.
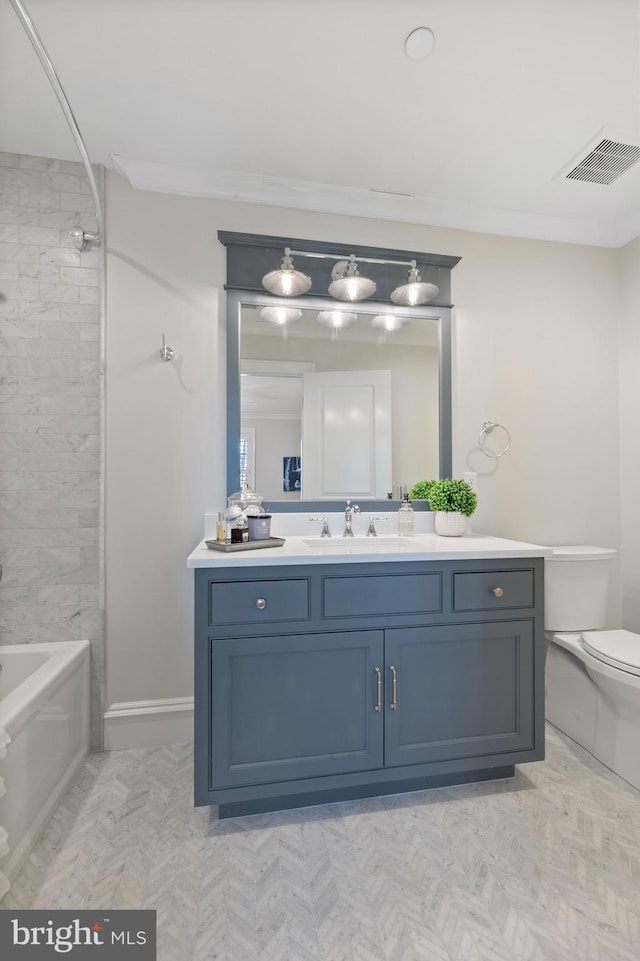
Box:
left=343, top=499, right=361, bottom=537
left=309, top=516, right=332, bottom=538
left=366, top=516, right=386, bottom=537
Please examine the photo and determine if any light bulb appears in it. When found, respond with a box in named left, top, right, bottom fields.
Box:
left=259, top=306, right=302, bottom=326
left=391, top=261, right=439, bottom=306
left=371, top=314, right=409, bottom=332
left=328, top=255, right=376, bottom=302
left=261, top=248, right=311, bottom=297
left=316, top=310, right=357, bottom=329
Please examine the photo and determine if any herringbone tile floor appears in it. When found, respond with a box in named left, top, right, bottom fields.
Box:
left=5, top=724, right=640, bottom=961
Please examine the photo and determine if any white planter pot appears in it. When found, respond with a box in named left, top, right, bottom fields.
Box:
left=434, top=511, right=467, bottom=536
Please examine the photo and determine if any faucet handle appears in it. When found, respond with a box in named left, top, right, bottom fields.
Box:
left=366, top=515, right=387, bottom=537
left=309, top=516, right=332, bottom=538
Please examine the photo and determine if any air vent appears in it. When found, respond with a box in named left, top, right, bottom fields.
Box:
left=566, top=137, right=640, bottom=185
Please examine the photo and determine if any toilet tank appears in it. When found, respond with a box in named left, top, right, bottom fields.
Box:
left=544, top=546, right=616, bottom=631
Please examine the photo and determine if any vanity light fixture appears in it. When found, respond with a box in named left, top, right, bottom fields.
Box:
left=316, top=310, right=358, bottom=329
left=391, top=261, right=439, bottom=306
left=258, top=305, right=302, bottom=326
left=261, top=248, right=312, bottom=297
left=371, top=314, right=410, bottom=332
left=328, top=254, right=377, bottom=302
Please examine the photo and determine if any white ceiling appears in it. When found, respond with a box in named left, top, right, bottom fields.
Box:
left=2, top=0, right=640, bottom=247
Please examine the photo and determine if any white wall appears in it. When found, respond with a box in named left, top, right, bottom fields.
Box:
left=105, top=176, right=223, bottom=709
left=104, top=171, right=623, bottom=735
left=619, top=236, right=640, bottom=630
left=453, top=234, right=620, bottom=543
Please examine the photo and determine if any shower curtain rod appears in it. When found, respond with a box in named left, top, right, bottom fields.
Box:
left=10, top=0, right=104, bottom=249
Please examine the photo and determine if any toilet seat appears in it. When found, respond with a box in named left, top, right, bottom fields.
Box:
left=581, top=630, right=640, bottom=676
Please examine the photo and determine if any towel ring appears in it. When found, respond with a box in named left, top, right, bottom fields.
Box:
left=478, top=420, right=510, bottom=459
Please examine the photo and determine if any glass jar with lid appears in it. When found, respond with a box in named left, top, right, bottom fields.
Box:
left=227, top=482, right=264, bottom=514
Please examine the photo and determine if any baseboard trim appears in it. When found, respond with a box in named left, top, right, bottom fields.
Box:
left=104, top=697, right=194, bottom=750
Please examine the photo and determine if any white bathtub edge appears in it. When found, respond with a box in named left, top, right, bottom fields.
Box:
left=0, top=640, right=90, bottom=738
left=2, top=738, right=89, bottom=890
left=104, top=696, right=193, bottom=750
left=0, top=641, right=90, bottom=897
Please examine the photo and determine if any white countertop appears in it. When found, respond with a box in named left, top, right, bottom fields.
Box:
left=187, top=532, right=551, bottom=568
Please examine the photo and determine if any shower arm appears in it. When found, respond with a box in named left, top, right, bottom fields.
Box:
left=10, top=0, right=104, bottom=250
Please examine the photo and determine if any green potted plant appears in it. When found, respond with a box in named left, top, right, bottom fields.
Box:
left=407, top=480, right=435, bottom=501
left=409, top=478, right=477, bottom=536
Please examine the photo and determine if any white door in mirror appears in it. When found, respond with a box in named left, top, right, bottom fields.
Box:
left=301, top=370, right=392, bottom=499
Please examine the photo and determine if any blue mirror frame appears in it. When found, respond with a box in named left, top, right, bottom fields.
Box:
left=221, top=233, right=459, bottom=512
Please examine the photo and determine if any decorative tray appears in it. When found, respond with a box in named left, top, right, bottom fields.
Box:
left=205, top=537, right=286, bottom=553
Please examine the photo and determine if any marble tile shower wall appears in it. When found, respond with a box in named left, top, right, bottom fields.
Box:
left=0, top=151, right=104, bottom=748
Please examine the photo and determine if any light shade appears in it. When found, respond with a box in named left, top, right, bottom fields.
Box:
left=262, top=248, right=312, bottom=297
left=371, top=314, right=410, bottom=332
left=316, top=310, right=358, bottom=329
left=259, top=305, right=302, bottom=326
left=328, top=255, right=376, bottom=302
left=390, top=261, right=439, bottom=306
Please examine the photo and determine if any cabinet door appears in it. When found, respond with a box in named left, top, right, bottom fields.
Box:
left=210, top=630, right=384, bottom=788
left=384, top=621, right=534, bottom=767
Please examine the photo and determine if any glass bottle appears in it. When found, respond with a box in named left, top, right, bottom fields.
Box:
left=397, top=494, right=414, bottom=535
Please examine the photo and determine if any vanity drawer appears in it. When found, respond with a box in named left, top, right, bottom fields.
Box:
left=322, top=571, right=441, bottom=619
left=209, top=578, right=310, bottom=626
left=452, top=569, right=534, bottom=612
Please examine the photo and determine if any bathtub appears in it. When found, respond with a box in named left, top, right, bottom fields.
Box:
left=0, top=640, right=90, bottom=899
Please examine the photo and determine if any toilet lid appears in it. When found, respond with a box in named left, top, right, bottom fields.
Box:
left=581, top=630, right=640, bottom=675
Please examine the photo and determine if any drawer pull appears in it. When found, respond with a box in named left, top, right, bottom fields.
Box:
left=255, top=597, right=267, bottom=610
left=389, top=664, right=398, bottom=711
left=492, top=587, right=504, bottom=598
left=374, top=666, right=382, bottom=712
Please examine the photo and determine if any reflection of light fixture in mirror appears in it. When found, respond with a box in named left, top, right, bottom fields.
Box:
left=258, top=305, right=302, bottom=326
left=316, top=310, right=358, bottom=329
left=328, top=254, right=376, bottom=302
left=391, top=260, right=439, bottom=306
left=261, top=248, right=312, bottom=297
left=371, top=314, right=410, bottom=332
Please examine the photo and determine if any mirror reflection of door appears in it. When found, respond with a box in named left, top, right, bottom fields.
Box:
left=301, top=369, right=391, bottom=499
left=240, top=307, right=439, bottom=501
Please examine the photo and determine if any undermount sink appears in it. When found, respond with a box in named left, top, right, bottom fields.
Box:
left=302, top=536, right=416, bottom=552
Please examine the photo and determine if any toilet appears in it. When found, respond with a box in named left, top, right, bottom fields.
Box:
left=545, top=545, right=640, bottom=791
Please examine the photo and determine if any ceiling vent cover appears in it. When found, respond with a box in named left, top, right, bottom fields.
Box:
left=566, top=137, right=640, bottom=185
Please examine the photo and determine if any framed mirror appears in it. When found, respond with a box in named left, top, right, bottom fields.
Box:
left=222, top=234, right=458, bottom=512
left=227, top=291, right=453, bottom=511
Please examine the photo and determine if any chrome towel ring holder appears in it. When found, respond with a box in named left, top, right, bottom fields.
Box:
left=478, top=420, right=511, bottom=459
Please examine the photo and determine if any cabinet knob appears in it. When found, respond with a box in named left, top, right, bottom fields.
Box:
left=256, top=597, right=267, bottom=610
left=492, top=587, right=504, bottom=598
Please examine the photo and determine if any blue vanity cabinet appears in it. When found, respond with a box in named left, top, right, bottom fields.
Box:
left=209, top=630, right=384, bottom=788
left=383, top=620, right=534, bottom=768
left=193, top=557, right=545, bottom=817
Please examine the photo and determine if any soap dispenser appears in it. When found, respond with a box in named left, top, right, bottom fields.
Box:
left=397, top=494, right=414, bottom=535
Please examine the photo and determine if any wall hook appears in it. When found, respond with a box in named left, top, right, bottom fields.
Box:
left=159, top=334, right=174, bottom=362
